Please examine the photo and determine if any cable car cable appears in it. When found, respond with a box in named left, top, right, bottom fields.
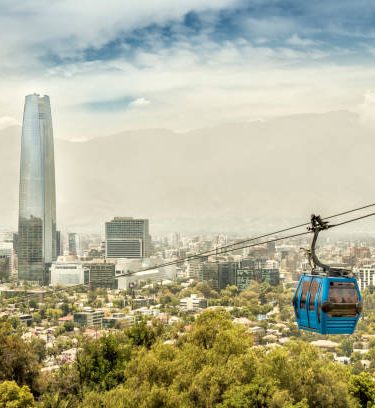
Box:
left=329, top=210, right=375, bottom=228
left=159, top=203, right=375, bottom=269
left=118, top=206, right=375, bottom=277
left=119, top=230, right=313, bottom=277
left=162, top=202, right=375, bottom=263
left=323, top=202, right=375, bottom=221
left=118, top=203, right=375, bottom=277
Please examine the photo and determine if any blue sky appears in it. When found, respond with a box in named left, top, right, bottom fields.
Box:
left=1, top=0, right=375, bottom=139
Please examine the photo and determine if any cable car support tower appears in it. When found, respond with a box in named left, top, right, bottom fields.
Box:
left=306, top=214, right=351, bottom=278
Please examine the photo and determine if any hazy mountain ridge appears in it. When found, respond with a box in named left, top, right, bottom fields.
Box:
left=0, top=111, right=374, bottom=234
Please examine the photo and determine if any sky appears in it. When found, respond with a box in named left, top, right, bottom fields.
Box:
left=2, top=0, right=375, bottom=140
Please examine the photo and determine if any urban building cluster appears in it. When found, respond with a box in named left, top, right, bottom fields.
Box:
left=4, top=94, right=374, bottom=293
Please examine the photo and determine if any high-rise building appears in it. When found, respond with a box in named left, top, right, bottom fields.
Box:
left=18, top=94, right=57, bottom=283
left=236, top=257, right=280, bottom=289
left=218, top=262, right=238, bottom=290
left=84, top=261, right=116, bottom=289
left=68, top=233, right=80, bottom=256
left=105, top=217, right=151, bottom=259
left=202, top=262, right=219, bottom=290
left=188, top=258, right=204, bottom=280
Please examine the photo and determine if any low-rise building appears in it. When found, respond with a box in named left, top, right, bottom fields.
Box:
left=19, top=314, right=32, bottom=326
left=102, top=314, right=134, bottom=329
left=84, top=261, right=116, bottom=289
left=354, top=265, right=375, bottom=291
left=116, top=265, right=176, bottom=289
left=73, top=310, right=104, bottom=328
left=310, top=339, right=339, bottom=351
left=50, top=260, right=89, bottom=286
left=179, top=294, right=208, bottom=311
left=0, top=242, right=16, bottom=280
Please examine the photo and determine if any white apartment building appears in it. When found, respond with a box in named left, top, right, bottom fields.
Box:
left=117, top=267, right=176, bottom=290
left=50, top=259, right=89, bottom=286
left=179, top=294, right=208, bottom=311
left=354, top=265, right=375, bottom=291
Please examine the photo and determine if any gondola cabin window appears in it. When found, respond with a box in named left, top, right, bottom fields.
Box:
left=300, top=280, right=310, bottom=309
left=328, top=281, right=358, bottom=317
left=309, top=280, right=319, bottom=310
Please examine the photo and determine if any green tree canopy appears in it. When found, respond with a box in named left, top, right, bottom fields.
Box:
left=0, top=322, right=40, bottom=393
left=0, top=381, right=34, bottom=408
left=76, top=333, right=131, bottom=392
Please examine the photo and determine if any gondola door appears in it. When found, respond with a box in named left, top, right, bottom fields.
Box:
left=306, top=278, right=321, bottom=330
left=298, top=277, right=311, bottom=329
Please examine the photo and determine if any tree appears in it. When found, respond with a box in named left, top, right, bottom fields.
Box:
left=0, top=322, right=40, bottom=393
left=32, top=312, right=42, bottom=325
left=37, top=365, right=80, bottom=403
left=30, top=337, right=46, bottom=363
left=195, top=282, right=216, bottom=298
left=0, top=381, right=34, bottom=407
left=349, top=372, right=375, bottom=407
left=60, top=302, right=71, bottom=317
left=220, top=285, right=239, bottom=298
left=125, top=321, right=157, bottom=349
left=189, top=309, right=232, bottom=349
left=218, top=379, right=281, bottom=408
left=46, top=309, right=62, bottom=321
left=76, top=333, right=131, bottom=392
left=38, top=392, right=74, bottom=408
left=120, top=310, right=255, bottom=407
left=340, top=337, right=354, bottom=357
left=264, top=341, right=353, bottom=407
left=63, top=321, right=75, bottom=332
left=28, top=299, right=38, bottom=309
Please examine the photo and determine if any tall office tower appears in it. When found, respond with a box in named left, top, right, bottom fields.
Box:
left=18, top=94, right=57, bottom=283
left=105, top=217, right=151, bottom=259
left=68, top=233, right=80, bottom=256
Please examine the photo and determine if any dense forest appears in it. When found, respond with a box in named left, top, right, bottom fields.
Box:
left=1, top=305, right=375, bottom=408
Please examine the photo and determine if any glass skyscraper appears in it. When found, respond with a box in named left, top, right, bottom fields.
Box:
left=18, top=94, right=57, bottom=282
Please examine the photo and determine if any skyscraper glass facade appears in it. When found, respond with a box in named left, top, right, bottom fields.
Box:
left=68, top=232, right=80, bottom=256
left=18, top=94, right=57, bottom=282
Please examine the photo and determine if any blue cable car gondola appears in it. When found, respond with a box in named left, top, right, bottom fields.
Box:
left=293, top=215, right=362, bottom=335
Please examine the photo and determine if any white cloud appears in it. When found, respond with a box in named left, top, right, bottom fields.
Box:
left=0, top=39, right=373, bottom=140
left=287, top=34, right=317, bottom=47
left=130, top=97, right=151, bottom=107
left=0, top=0, right=241, bottom=63
left=0, top=1, right=374, bottom=140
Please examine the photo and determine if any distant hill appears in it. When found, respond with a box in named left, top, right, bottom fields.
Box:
left=1, top=111, right=374, bottom=234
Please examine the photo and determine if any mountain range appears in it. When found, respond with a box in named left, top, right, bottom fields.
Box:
left=1, top=111, right=374, bottom=234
